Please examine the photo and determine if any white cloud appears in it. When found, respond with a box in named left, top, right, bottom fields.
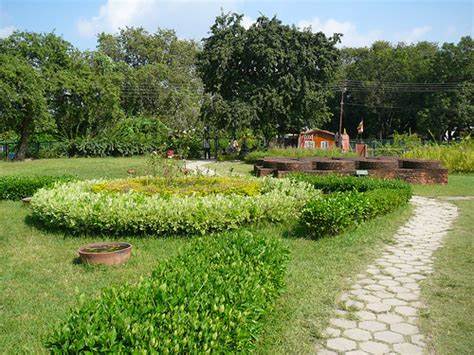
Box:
left=77, top=0, right=156, bottom=37
left=297, top=17, right=381, bottom=47
left=241, top=15, right=254, bottom=30
left=0, top=25, right=15, bottom=38
left=399, top=25, right=432, bottom=43
left=76, top=0, right=239, bottom=38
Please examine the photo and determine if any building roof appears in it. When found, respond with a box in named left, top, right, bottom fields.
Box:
left=300, top=129, right=336, bottom=137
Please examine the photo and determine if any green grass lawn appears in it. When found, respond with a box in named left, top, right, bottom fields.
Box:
left=204, top=160, right=254, bottom=176
left=0, top=157, right=472, bottom=353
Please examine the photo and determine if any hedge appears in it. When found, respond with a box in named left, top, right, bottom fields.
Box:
left=289, top=174, right=412, bottom=239
left=288, top=173, right=411, bottom=194
left=46, top=231, right=289, bottom=353
left=0, top=175, right=75, bottom=200
left=31, top=177, right=317, bottom=236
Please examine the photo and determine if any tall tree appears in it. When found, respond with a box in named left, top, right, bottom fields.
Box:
left=0, top=54, right=49, bottom=160
left=198, top=13, right=341, bottom=141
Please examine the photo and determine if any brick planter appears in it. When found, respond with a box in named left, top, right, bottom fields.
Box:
left=400, top=159, right=441, bottom=170
left=359, top=159, right=399, bottom=170
left=275, top=160, right=313, bottom=171
left=396, top=168, right=448, bottom=184
left=316, top=160, right=356, bottom=171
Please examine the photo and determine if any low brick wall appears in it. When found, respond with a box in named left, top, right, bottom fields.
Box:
left=254, top=156, right=448, bottom=184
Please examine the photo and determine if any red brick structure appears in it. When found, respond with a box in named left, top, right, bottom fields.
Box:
left=254, top=157, right=448, bottom=184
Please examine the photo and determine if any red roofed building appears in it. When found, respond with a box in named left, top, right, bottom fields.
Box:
left=298, top=129, right=336, bottom=150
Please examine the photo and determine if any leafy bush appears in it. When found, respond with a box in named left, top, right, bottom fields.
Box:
left=244, top=147, right=356, bottom=163
left=31, top=177, right=317, bottom=235
left=0, top=175, right=75, bottom=200
left=288, top=174, right=411, bottom=194
left=92, top=176, right=263, bottom=197
left=403, top=137, right=474, bottom=173
left=300, top=187, right=412, bottom=239
left=46, top=231, right=289, bottom=353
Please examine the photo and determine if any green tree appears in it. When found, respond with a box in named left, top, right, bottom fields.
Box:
left=0, top=54, right=49, bottom=160
left=198, top=13, right=341, bottom=142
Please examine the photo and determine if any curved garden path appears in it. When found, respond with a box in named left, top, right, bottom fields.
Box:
left=185, top=160, right=216, bottom=176
left=317, top=196, right=458, bottom=354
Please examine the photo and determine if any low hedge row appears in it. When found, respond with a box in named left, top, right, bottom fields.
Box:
left=0, top=175, right=75, bottom=200
left=288, top=173, right=411, bottom=193
left=289, top=174, right=412, bottom=238
left=31, top=177, right=317, bottom=235
left=46, top=231, right=289, bottom=353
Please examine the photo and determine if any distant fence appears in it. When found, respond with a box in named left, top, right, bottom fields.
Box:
left=0, top=141, right=61, bottom=160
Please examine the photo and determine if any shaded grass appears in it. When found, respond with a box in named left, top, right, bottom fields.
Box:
left=256, top=205, right=413, bottom=353
left=0, top=200, right=188, bottom=353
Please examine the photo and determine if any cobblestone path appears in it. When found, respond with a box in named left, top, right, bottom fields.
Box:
left=317, top=196, right=458, bottom=354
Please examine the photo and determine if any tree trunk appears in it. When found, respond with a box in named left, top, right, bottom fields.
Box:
left=14, top=118, right=33, bottom=161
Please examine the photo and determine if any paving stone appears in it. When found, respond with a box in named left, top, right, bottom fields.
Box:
left=355, top=310, right=377, bottom=321
left=343, top=328, right=372, bottom=341
left=396, top=292, right=419, bottom=301
left=373, top=330, right=404, bottom=344
left=359, top=340, right=390, bottom=354
left=366, top=302, right=391, bottom=313
left=317, top=348, right=338, bottom=355
left=393, top=343, right=424, bottom=354
left=411, top=334, right=426, bottom=347
left=326, top=337, right=357, bottom=352
left=359, top=320, right=386, bottom=332
left=382, top=298, right=407, bottom=306
left=330, top=318, right=357, bottom=329
left=394, top=306, right=417, bottom=317
left=346, top=351, right=370, bottom=355
left=324, top=327, right=341, bottom=337
left=390, top=322, right=420, bottom=335
left=377, top=313, right=404, bottom=324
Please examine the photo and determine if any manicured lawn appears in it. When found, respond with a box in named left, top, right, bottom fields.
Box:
left=204, top=160, right=254, bottom=176
left=0, top=157, right=472, bottom=353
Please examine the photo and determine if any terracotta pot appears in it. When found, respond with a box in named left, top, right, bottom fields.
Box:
left=78, top=242, right=132, bottom=265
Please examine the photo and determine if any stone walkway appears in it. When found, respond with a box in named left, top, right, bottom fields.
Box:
left=317, top=196, right=458, bottom=355
left=185, top=160, right=216, bottom=176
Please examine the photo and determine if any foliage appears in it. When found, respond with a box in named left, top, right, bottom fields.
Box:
left=334, top=38, right=473, bottom=140
left=198, top=13, right=340, bottom=140
left=46, top=231, right=288, bottom=353
left=300, top=188, right=412, bottom=238
left=288, top=173, right=412, bottom=193
left=0, top=54, right=49, bottom=160
left=403, top=137, right=474, bottom=173
left=0, top=175, right=75, bottom=200
left=91, top=176, right=263, bottom=197
left=245, top=147, right=355, bottom=163
left=31, top=177, right=317, bottom=235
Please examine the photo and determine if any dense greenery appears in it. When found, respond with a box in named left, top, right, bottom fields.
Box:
left=0, top=175, right=74, bottom=200
left=403, top=137, right=474, bottom=173
left=290, top=174, right=412, bottom=238
left=244, top=147, right=355, bottom=163
left=31, top=177, right=317, bottom=235
left=91, top=176, right=263, bottom=197
left=198, top=14, right=340, bottom=141
left=46, top=231, right=289, bottom=352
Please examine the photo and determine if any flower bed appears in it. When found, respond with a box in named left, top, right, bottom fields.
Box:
left=46, top=231, right=289, bottom=352
left=31, top=177, right=317, bottom=235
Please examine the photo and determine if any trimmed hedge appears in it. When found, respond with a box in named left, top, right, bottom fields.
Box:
left=46, top=231, right=289, bottom=353
left=289, top=174, right=412, bottom=238
left=31, top=177, right=317, bottom=236
left=288, top=173, right=411, bottom=194
left=0, top=175, right=75, bottom=200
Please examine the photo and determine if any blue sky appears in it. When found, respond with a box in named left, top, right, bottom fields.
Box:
left=1, top=0, right=472, bottom=49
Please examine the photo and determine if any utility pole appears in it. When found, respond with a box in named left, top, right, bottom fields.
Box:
left=338, top=83, right=346, bottom=148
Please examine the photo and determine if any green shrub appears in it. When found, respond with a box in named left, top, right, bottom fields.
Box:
left=244, top=147, right=356, bottom=163
left=0, top=175, right=75, bottom=200
left=92, top=176, right=263, bottom=197
left=46, top=231, right=289, bottom=353
left=31, top=177, right=317, bottom=235
left=288, top=173, right=411, bottom=194
left=300, top=187, right=412, bottom=239
left=403, top=137, right=474, bottom=173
